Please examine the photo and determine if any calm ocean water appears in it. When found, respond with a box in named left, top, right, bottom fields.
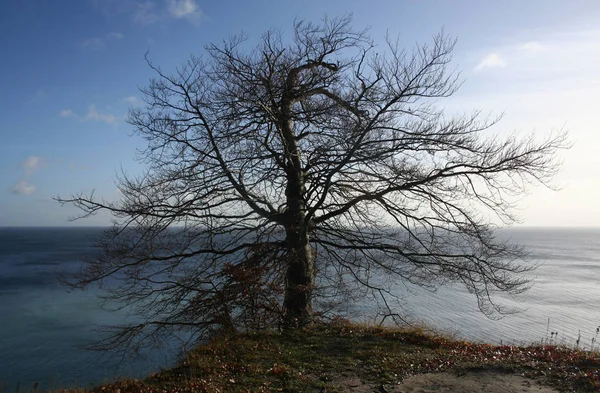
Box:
left=1, top=227, right=599, bottom=389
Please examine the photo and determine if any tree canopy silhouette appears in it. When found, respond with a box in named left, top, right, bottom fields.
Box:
left=57, top=15, right=567, bottom=352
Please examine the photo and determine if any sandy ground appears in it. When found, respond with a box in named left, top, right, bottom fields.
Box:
left=333, top=370, right=559, bottom=392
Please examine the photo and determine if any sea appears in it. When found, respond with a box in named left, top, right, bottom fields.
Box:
left=1, top=226, right=599, bottom=390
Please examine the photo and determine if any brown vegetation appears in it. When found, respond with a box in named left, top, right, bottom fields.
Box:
left=61, top=322, right=600, bottom=393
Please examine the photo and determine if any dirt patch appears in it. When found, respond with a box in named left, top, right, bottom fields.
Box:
left=333, top=371, right=559, bottom=392
left=398, top=372, right=558, bottom=393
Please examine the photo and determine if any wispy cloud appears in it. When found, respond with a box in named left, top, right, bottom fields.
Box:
left=93, top=0, right=202, bottom=26
left=58, top=105, right=118, bottom=125
left=518, top=41, right=545, bottom=53
left=82, top=32, right=125, bottom=50
left=59, top=109, right=75, bottom=118
left=167, top=0, right=202, bottom=22
left=106, top=32, right=125, bottom=40
left=22, top=156, right=44, bottom=176
left=11, top=180, right=36, bottom=195
left=122, top=96, right=140, bottom=105
left=131, top=0, right=202, bottom=25
left=474, top=53, right=507, bottom=72
left=85, top=104, right=118, bottom=125
left=82, top=37, right=105, bottom=50
left=10, top=157, right=45, bottom=195
left=471, top=29, right=600, bottom=82
left=133, top=1, right=159, bottom=25
left=27, top=89, right=48, bottom=104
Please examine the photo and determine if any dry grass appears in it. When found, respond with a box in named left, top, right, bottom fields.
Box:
left=24, top=321, right=600, bottom=393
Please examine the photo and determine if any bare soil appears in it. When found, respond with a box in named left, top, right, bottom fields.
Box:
left=334, top=370, right=559, bottom=392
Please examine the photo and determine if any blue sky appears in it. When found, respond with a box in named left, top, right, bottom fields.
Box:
left=2, top=0, right=600, bottom=226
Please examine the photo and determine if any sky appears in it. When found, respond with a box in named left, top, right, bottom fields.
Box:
left=1, top=0, right=600, bottom=227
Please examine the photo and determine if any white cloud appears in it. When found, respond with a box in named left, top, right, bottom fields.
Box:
left=122, top=96, right=140, bottom=105
left=107, top=32, right=125, bottom=40
left=22, top=156, right=44, bottom=176
left=82, top=32, right=125, bottom=50
left=167, top=0, right=201, bottom=20
left=8, top=156, right=44, bottom=195
left=82, top=37, right=105, bottom=50
left=451, top=28, right=600, bottom=226
left=85, top=104, right=118, bottom=125
left=59, top=109, right=74, bottom=118
left=518, top=41, right=545, bottom=53
left=133, top=1, right=159, bottom=25
left=131, top=0, right=202, bottom=25
left=59, top=105, right=118, bottom=125
left=11, top=180, right=36, bottom=195
left=474, top=53, right=507, bottom=72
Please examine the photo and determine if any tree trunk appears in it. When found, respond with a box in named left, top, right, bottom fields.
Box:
left=280, top=64, right=315, bottom=326
left=282, top=164, right=314, bottom=326
left=283, top=226, right=314, bottom=326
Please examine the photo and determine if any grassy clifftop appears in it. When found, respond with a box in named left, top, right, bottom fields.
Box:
left=68, top=322, right=599, bottom=392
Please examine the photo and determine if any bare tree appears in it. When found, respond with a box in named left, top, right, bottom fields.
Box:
left=57, top=15, right=567, bottom=352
